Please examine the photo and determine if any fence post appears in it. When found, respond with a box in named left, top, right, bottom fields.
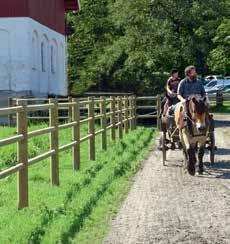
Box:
left=156, top=95, right=161, bottom=130
left=8, top=97, right=14, bottom=126
left=124, top=96, right=129, bottom=134
left=72, top=98, right=80, bottom=170
left=110, top=96, right=116, bottom=141
left=100, top=96, right=107, bottom=150
left=118, top=96, right=123, bottom=139
left=128, top=96, right=131, bottom=130
left=49, top=99, right=59, bottom=186
left=133, top=95, right=137, bottom=129
left=216, top=93, right=223, bottom=106
left=68, top=96, right=73, bottom=122
left=130, top=96, right=135, bottom=131
left=88, top=97, right=95, bottom=160
left=17, top=99, right=28, bottom=209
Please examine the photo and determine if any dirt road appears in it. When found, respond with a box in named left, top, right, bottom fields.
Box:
left=105, top=114, right=230, bottom=244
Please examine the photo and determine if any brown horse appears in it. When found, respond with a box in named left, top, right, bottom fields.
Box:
left=175, top=95, right=209, bottom=175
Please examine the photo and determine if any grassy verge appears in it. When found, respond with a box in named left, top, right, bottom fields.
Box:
left=0, top=123, right=155, bottom=243
left=211, top=105, right=230, bottom=113
left=72, top=134, right=154, bottom=244
left=210, top=101, right=230, bottom=113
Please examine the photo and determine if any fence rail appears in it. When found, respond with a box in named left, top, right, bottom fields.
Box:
left=0, top=95, right=136, bottom=209
left=208, top=93, right=230, bottom=106
left=2, top=92, right=228, bottom=209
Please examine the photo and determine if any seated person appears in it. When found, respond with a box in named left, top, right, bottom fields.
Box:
left=177, top=65, right=213, bottom=130
left=162, top=69, right=180, bottom=116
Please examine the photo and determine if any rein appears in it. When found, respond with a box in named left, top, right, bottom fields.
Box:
left=185, top=104, right=194, bottom=136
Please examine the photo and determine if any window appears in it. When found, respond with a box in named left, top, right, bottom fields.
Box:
left=41, top=42, right=45, bottom=72
left=224, top=85, right=230, bottom=91
left=51, top=40, right=58, bottom=74
left=32, top=31, right=38, bottom=70
left=207, top=81, right=217, bottom=88
left=32, top=37, right=36, bottom=69
left=51, top=45, right=54, bottom=73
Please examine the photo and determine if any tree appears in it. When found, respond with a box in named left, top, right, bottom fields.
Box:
left=67, top=0, right=229, bottom=95
left=208, top=19, right=230, bottom=75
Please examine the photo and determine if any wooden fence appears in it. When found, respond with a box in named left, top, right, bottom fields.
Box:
left=8, top=97, right=73, bottom=125
left=208, top=93, right=230, bottom=106
left=0, top=96, right=136, bottom=209
left=8, top=95, right=161, bottom=126
left=136, top=95, right=161, bottom=128
left=3, top=92, right=229, bottom=209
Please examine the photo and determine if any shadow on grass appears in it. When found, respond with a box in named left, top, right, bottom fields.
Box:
left=211, top=105, right=230, bottom=114
left=59, top=129, right=155, bottom=243
left=29, top=128, right=155, bottom=243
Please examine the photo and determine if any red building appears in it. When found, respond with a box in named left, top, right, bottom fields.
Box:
left=0, top=0, right=80, bottom=96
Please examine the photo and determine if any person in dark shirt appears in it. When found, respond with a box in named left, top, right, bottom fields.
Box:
left=162, top=69, right=180, bottom=116
left=177, top=65, right=213, bottom=129
left=177, top=65, right=207, bottom=105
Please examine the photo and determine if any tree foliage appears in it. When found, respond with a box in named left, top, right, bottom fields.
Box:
left=67, top=0, right=229, bottom=95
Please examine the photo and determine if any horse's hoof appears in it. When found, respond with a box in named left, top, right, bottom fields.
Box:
left=170, top=143, right=176, bottom=150
left=199, top=166, right=204, bottom=175
left=189, top=170, right=196, bottom=176
left=188, top=165, right=196, bottom=176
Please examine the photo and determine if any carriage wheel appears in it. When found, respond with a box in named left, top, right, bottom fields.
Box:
left=209, top=132, right=215, bottom=164
left=162, top=131, right=167, bottom=166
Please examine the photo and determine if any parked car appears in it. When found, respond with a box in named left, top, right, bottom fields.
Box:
left=222, top=84, right=230, bottom=94
left=206, top=83, right=230, bottom=94
left=205, top=75, right=224, bottom=81
left=204, top=79, right=226, bottom=92
left=224, top=76, right=230, bottom=81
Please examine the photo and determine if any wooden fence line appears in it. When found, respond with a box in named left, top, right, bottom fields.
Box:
left=208, top=93, right=230, bottom=106
left=6, top=91, right=229, bottom=209
left=0, top=96, right=136, bottom=209
left=7, top=93, right=230, bottom=125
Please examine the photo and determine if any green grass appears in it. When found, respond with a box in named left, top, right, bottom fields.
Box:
left=0, top=123, right=155, bottom=243
left=210, top=102, right=230, bottom=113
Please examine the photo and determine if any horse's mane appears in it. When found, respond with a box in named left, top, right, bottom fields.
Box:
left=187, top=94, right=203, bottom=101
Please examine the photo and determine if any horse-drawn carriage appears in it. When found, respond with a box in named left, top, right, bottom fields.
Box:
left=159, top=95, right=216, bottom=175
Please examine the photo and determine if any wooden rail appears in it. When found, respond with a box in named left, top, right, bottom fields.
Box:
left=208, top=93, right=230, bottom=106
left=136, top=95, right=161, bottom=129
left=0, top=96, right=136, bottom=209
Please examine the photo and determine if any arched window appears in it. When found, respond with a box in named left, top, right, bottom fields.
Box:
left=41, top=42, right=45, bottom=72
left=41, top=35, right=48, bottom=72
left=32, top=31, right=39, bottom=70
left=51, top=45, right=54, bottom=73
left=60, top=43, right=65, bottom=77
left=0, top=29, right=11, bottom=90
left=51, top=39, right=58, bottom=74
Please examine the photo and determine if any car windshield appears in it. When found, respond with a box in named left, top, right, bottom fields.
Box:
left=214, top=85, right=223, bottom=89
left=206, top=81, right=217, bottom=87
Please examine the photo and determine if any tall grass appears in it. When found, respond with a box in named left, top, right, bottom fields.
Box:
left=0, top=123, right=155, bottom=243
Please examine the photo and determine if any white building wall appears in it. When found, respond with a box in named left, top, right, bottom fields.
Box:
left=0, top=17, right=67, bottom=96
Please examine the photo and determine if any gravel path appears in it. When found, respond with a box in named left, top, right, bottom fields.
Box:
left=104, top=114, right=230, bottom=244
